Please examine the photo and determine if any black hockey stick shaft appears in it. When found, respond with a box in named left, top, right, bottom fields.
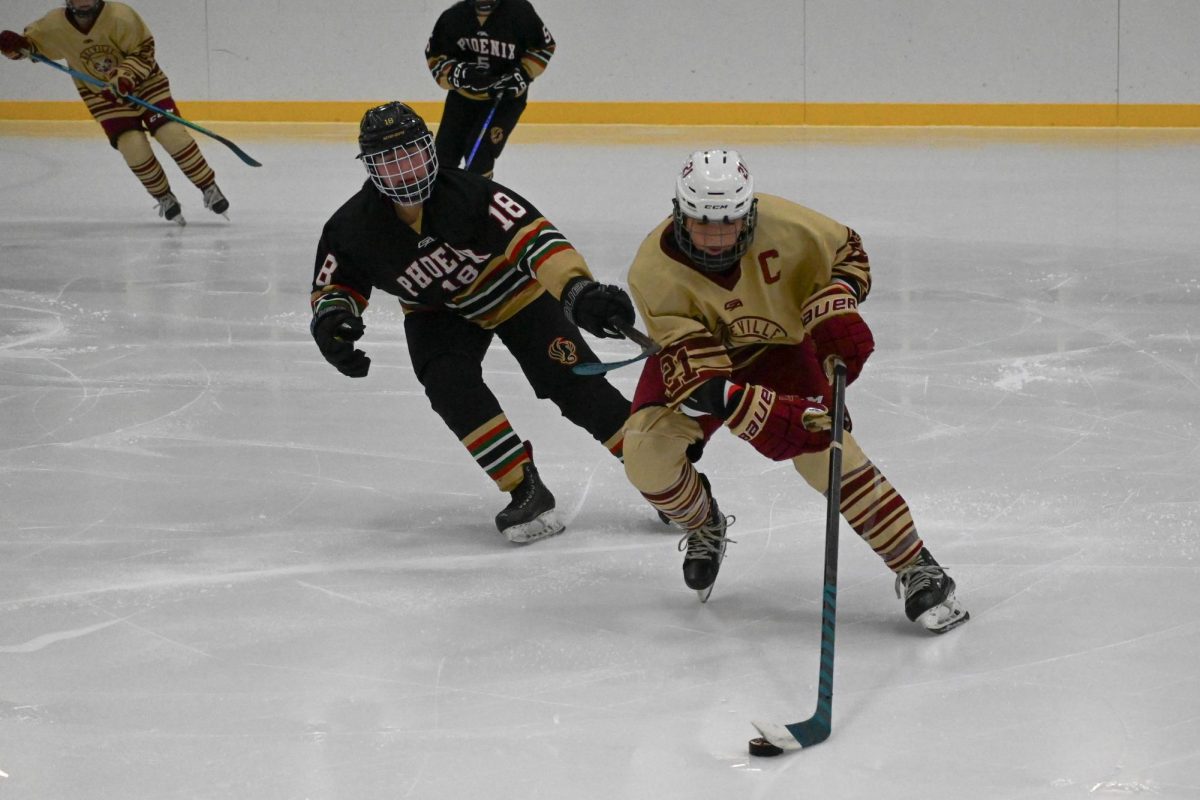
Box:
left=465, top=96, right=502, bottom=170
left=30, top=54, right=262, bottom=167
left=570, top=322, right=661, bottom=376
left=749, top=360, right=847, bottom=753
left=785, top=360, right=847, bottom=745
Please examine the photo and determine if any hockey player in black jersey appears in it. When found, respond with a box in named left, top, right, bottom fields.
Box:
left=425, top=0, right=554, bottom=176
left=310, top=102, right=635, bottom=544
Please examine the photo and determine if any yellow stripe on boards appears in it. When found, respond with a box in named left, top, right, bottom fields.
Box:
left=4, top=100, right=1200, bottom=127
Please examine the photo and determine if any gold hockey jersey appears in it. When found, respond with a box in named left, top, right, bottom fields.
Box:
left=627, top=193, right=871, bottom=404
left=24, top=2, right=171, bottom=120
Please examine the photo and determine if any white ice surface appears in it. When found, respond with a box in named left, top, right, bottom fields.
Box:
left=1, top=123, right=1198, bottom=799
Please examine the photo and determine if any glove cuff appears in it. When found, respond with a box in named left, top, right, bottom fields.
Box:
left=726, top=385, right=775, bottom=440
left=800, top=282, right=858, bottom=333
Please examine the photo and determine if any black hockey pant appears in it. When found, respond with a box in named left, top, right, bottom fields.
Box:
left=434, top=91, right=527, bottom=176
left=404, top=292, right=630, bottom=451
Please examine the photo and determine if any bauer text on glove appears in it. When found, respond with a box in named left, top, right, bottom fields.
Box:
left=725, top=384, right=831, bottom=461
left=561, top=277, right=635, bottom=339
left=801, top=282, right=874, bottom=384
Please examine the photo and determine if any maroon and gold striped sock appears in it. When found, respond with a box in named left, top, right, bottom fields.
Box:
left=840, top=461, right=924, bottom=571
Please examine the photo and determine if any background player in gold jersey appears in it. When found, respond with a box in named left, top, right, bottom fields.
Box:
left=622, top=149, right=969, bottom=632
left=1, top=0, right=229, bottom=225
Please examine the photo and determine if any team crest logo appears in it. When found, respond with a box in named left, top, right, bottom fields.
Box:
left=80, top=45, right=117, bottom=79
left=489, top=127, right=505, bottom=145
left=548, top=337, right=578, bottom=365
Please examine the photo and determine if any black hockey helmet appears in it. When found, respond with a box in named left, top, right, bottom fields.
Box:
left=357, top=102, right=431, bottom=159
left=357, top=102, right=439, bottom=206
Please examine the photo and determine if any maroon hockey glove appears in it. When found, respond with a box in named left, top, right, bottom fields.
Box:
left=561, top=277, right=635, bottom=338
left=448, top=62, right=494, bottom=93
left=802, top=282, right=875, bottom=384
left=1, top=30, right=32, bottom=60
left=725, top=384, right=831, bottom=461
left=100, top=73, right=135, bottom=104
left=489, top=68, right=528, bottom=99
left=311, top=308, right=370, bottom=378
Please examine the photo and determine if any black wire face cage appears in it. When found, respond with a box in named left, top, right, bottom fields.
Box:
left=360, top=133, right=439, bottom=206
left=672, top=198, right=759, bottom=273
left=66, top=0, right=104, bottom=19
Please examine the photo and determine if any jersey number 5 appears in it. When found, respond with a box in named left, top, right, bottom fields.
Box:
left=488, top=191, right=528, bottom=231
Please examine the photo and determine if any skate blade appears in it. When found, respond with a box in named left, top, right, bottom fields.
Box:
left=916, top=592, right=970, bottom=634
left=692, top=549, right=725, bottom=603
left=173, top=215, right=187, bottom=227
left=502, top=510, right=565, bottom=544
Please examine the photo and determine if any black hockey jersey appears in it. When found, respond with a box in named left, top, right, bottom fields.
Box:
left=312, top=168, right=590, bottom=329
left=426, top=0, right=555, bottom=98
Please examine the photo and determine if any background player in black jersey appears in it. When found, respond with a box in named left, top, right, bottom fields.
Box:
left=310, top=102, right=635, bottom=544
left=425, top=0, right=554, bottom=177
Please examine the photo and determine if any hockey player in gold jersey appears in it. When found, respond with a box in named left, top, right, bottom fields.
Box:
left=622, top=149, right=968, bottom=632
left=1, top=1, right=228, bottom=225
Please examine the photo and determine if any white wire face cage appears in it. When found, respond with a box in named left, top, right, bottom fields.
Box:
left=360, top=133, right=439, bottom=206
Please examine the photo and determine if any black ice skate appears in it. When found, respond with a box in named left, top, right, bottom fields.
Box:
left=678, top=476, right=735, bottom=603
left=495, top=462, right=564, bottom=544
left=155, top=192, right=185, bottom=226
left=895, top=548, right=970, bottom=634
left=203, top=183, right=230, bottom=218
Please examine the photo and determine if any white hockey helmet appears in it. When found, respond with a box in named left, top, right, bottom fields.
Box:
left=672, top=149, right=758, bottom=272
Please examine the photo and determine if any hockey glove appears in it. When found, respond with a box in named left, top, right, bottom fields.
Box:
left=311, top=308, right=370, bottom=378
left=0, top=31, right=32, bottom=60
left=801, top=282, right=875, bottom=384
left=101, top=73, right=135, bottom=104
left=561, top=277, right=635, bottom=339
left=448, top=62, right=494, bottom=94
left=489, top=68, right=528, bottom=98
left=725, top=383, right=831, bottom=461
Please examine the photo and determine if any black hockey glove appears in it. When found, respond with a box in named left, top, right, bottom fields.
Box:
left=448, top=62, right=494, bottom=94
left=561, top=277, right=635, bottom=339
left=311, top=308, right=370, bottom=377
left=489, top=68, right=529, bottom=98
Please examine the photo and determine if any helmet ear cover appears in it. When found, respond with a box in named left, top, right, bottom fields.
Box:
left=357, top=102, right=439, bottom=205
left=672, top=149, right=758, bottom=272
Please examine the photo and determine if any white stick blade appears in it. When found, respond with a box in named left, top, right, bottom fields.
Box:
left=750, top=720, right=803, bottom=751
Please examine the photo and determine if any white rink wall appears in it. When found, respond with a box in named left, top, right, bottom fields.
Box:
left=1, top=0, right=1199, bottom=104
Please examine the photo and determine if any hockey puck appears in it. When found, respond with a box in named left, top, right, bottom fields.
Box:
left=748, top=737, right=784, bottom=757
